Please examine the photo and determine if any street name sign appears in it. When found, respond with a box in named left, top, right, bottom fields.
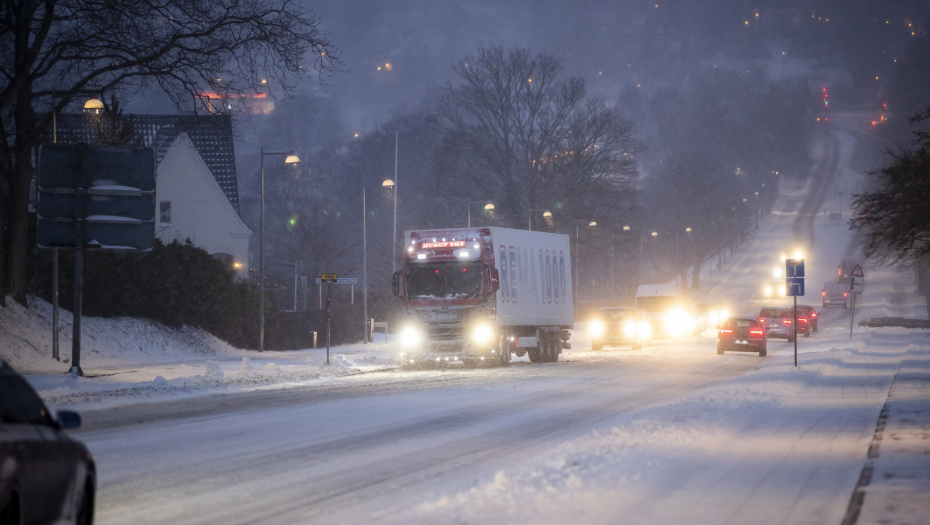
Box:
left=316, top=277, right=357, bottom=284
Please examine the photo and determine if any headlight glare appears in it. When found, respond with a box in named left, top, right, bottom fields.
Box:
left=472, top=323, right=493, bottom=344
left=399, top=325, right=421, bottom=347
left=590, top=320, right=605, bottom=337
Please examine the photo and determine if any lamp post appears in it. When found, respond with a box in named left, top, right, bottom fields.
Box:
left=383, top=178, right=397, bottom=272
left=259, top=148, right=299, bottom=352
left=528, top=208, right=552, bottom=231
left=467, top=200, right=495, bottom=228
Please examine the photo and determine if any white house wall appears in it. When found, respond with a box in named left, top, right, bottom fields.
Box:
left=155, top=133, right=252, bottom=279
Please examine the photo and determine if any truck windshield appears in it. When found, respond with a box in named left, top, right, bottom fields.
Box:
left=407, top=262, right=483, bottom=299
left=636, top=296, right=677, bottom=312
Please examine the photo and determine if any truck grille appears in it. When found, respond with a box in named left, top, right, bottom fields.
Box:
left=427, top=323, right=466, bottom=353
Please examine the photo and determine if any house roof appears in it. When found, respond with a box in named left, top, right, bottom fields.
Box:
left=53, top=113, right=242, bottom=213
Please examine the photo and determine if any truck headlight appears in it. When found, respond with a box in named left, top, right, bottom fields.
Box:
left=638, top=321, right=652, bottom=339
left=590, top=320, right=605, bottom=337
left=664, top=308, right=693, bottom=337
left=472, top=323, right=494, bottom=345
left=399, top=325, right=422, bottom=347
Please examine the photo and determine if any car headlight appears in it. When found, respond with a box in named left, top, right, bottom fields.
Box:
left=590, top=320, right=605, bottom=337
left=708, top=312, right=719, bottom=325
left=399, top=325, right=422, bottom=347
left=638, top=321, right=652, bottom=338
left=472, top=323, right=494, bottom=345
left=764, top=285, right=773, bottom=297
left=623, top=320, right=637, bottom=336
left=719, top=308, right=728, bottom=321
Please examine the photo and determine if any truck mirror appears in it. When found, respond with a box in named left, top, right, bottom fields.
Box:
left=391, top=271, right=400, bottom=296
left=488, top=268, right=500, bottom=293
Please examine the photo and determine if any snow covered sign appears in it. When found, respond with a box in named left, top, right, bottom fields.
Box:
left=37, top=144, right=156, bottom=251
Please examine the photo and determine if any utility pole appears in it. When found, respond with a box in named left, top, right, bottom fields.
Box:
left=393, top=131, right=398, bottom=273
left=363, top=187, right=368, bottom=344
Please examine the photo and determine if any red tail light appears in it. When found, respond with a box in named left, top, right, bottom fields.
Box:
left=838, top=269, right=842, bottom=275
left=800, top=318, right=808, bottom=323
left=750, top=329, right=764, bottom=335
left=759, top=318, right=764, bottom=323
left=812, top=313, right=817, bottom=317
left=720, top=329, right=733, bottom=333
left=822, top=290, right=826, bottom=296
left=844, top=292, right=848, bottom=297
left=782, top=319, right=792, bottom=324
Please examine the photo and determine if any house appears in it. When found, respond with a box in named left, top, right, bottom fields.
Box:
left=53, top=114, right=251, bottom=279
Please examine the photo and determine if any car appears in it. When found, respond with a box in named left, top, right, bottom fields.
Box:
left=717, top=317, right=767, bottom=356
left=0, top=360, right=95, bottom=524
left=796, top=305, right=819, bottom=332
left=590, top=307, right=653, bottom=350
left=695, top=303, right=730, bottom=331
left=822, top=283, right=849, bottom=308
left=758, top=307, right=796, bottom=342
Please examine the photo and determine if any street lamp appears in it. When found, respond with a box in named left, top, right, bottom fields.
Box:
left=259, top=148, right=299, bottom=352
left=528, top=208, right=552, bottom=231
left=83, top=98, right=104, bottom=114
left=467, top=200, right=494, bottom=228
left=383, top=178, right=396, bottom=272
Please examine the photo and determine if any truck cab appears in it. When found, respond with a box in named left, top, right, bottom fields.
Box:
left=634, top=284, right=699, bottom=342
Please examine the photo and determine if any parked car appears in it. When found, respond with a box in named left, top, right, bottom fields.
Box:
left=590, top=307, right=653, bottom=350
left=758, top=307, right=796, bottom=342
left=717, top=317, right=767, bottom=356
left=796, top=305, right=819, bottom=332
left=0, top=360, right=95, bottom=524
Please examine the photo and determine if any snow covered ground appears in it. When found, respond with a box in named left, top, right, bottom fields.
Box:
left=2, top=119, right=927, bottom=524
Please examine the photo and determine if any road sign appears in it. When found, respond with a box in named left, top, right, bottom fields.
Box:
left=786, top=259, right=805, bottom=278
left=320, top=273, right=338, bottom=283
left=316, top=277, right=357, bottom=284
left=786, top=277, right=805, bottom=296
left=851, top=264, right=864, bottom=278
left=850, top=276, right=863, bottom=294
left=37, top=144, right=156, bottom=251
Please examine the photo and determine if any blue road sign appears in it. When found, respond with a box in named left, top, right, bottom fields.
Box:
left=786, top=277, right=805, bottom=296
left=786, top=258, right=805, bottom=278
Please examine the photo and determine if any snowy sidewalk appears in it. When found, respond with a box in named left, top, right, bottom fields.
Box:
left=851, top=346, right=930, bottom=525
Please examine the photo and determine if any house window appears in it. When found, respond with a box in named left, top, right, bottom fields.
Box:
left=159, top=201, right=171, bottom=225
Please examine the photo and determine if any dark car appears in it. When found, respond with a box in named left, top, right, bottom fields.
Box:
left=717, top=317, right=767, bottom=356
left=758, top=307, right=796, bottom=342
left=590, top=307, right=653, bottom=350
left=796, top=305, right=819, bottom=332
left=0, top=361, right=95, bottom=524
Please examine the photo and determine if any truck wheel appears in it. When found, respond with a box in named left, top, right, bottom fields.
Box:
left=527, top=350, right=542, bottom=363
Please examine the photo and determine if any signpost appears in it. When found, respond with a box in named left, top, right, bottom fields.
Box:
left=315, top=274, right=361, bottom=365
left=850, top=264, right=864, bottom=339
left=786, top=258, right=805, bottom=367
left=37, top=144, right=155, bottom=376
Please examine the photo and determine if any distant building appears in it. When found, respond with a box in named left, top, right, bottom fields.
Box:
left=53, top=113, right=251, bottom=279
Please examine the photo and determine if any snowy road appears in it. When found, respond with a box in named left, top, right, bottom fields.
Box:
left=76, top=339, right=762, bottom=524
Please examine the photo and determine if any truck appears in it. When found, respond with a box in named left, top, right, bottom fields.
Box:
left=392, top=227, right=573, bottom=367
left=634, top=283, right=700, bottom=341
left=822, top=282, right=849, bottom=308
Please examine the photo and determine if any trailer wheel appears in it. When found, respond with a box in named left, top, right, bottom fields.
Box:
left=548, top=332, right=560, bottom=362
left=527, top=349, right=543, bottom=363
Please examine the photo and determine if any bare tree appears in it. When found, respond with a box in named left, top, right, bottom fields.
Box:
left=0, top=0, right=340, bottom=305
left=436, top=46, right=641, bottom=231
